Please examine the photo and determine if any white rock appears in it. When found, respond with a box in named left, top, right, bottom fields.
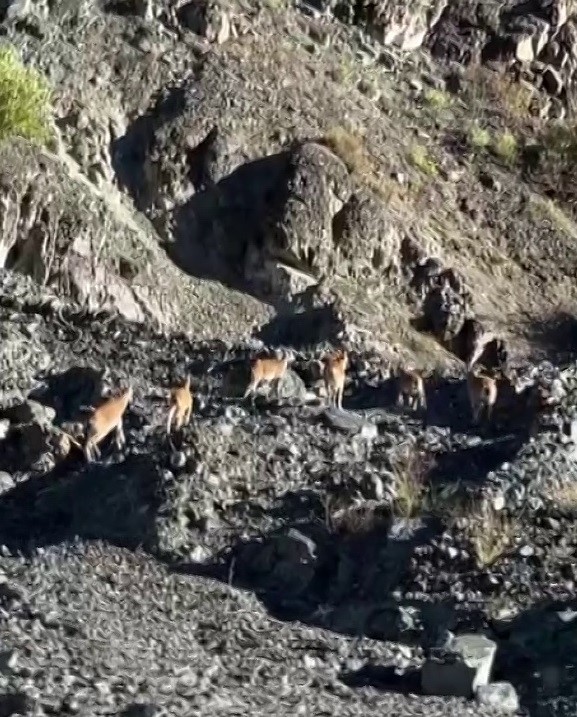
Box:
left=476, top=682, right=519, bottom=714
left=421, top=634, right=497, bottom=698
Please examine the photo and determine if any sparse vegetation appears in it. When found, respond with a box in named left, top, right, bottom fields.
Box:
left=550, top=480, right=577, bottom=515
left=409, top=145, right=438, bottom=176
left=529, top=196, right=577, bottom=241
left=465, top=66, right=535, bottom=121
left=540, top=122, right=577, bottom=161
left=525, top=123, right=577, bottom=216
left=321, top=126, right=373, bottom=178
left=320, top=126, right=411, bottom=206
left=391, top=446, right=434, bottom=519
left=423, top=88, right=452, bottom=112
left=0, top=45, right=51, bottom=145
left=468, top=123, right=492, bottom=150
left=467, top=501, right=516, bottom=568
left=331, top=55, right=357, bottom=86
left=492, top=130, right=518, bottom=164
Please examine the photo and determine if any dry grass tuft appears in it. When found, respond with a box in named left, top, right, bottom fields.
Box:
left=550, top=480, right=577, bottom=515
left=321, top=126, right=373, bottom=178
left=391, top=446, right=435, bottom=519
left=320, top=126, right=412, bottom=207
left=466, top=500, right=516, bottom=568
left=464, top=66, right=534, bottom=122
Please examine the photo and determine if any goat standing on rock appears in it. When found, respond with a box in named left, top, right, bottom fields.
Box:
left=396, top=367, right=427, bottom=412
left=243, top=351, right=295, bottom=403
left=467, top=369, right=497, bottom=424
left=323, top=349, right=348, bottom=409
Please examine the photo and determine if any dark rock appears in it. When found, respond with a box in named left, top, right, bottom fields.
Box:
left=421, top=634, right=497, bottom=698
left=262, top=141, right=351, bottom=290
left=119, top=704, right=162, bottom=717
left=330, top=190, right=401, bottom=280
left=1, top=400, right=55, bottom=426
left=236, top=526, right=325, bottom=598
left=0, top=692, right=32, bottom=717
left=542, top=65, right=564, bottom=95
left=422, top=285, right=466, bottom=343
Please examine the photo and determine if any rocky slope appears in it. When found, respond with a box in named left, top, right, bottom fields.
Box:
left=2, top=0, right=577, bottom=715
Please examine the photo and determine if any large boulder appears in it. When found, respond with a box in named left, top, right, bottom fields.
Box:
left=334, top=0, right=448, bottom=51
left=264, top=142, right=352, bottom=279
left=331, top=190, right=401, bottom=281
left=0, top=141, right=269, bottom=338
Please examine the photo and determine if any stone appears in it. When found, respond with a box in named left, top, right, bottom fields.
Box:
left=2, top=400, right=55, bottom=426
left=323, top=408, right=368, bottom=433
left=170, top=451, right=187, bottom=470
left=515, top=36, right=534, bottom=63
left=542, top=66, right=563, bottom=96
left=0, top=472, right=14, bottom=494
left=475, top=682, right=519, bottom=714
left=216, top=11, right=230, bottom=44
left=277, top=369, right=308, bottom=401
left=492, top=493, right=506, bottom=511
left=2, top=0, right=34, bottom=22
left=359, top=422, right=378, bottom=440
left=563, top=418, right=577, bottom=444
left=421, top=634, right=497, bottom=698
left=0, top=419, right=9, bottom=440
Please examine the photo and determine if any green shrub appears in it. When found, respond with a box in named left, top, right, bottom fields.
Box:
left=423, top=88, right=452, bottom=111
left=409, top=145, right=438, bottom=176
left=468, top=123, right=491, bottom=150
left=0, top=45, right=51, bottom=145
left=492, top=130, right=518, bottom=164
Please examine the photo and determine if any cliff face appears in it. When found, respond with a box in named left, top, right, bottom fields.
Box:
left=0, top=0, right=576, bottom=360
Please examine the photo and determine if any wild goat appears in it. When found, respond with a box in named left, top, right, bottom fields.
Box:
left=167, top=375, right=193, bottom=435
left=83, top=385, right=133, bottom=462
left=467, top=369, right=497, bottom=424
left=243, top=351, right=294, bottom=402
left=323, top=349, right=348, bottom=409
left=396, top=368, right=427, bottom=412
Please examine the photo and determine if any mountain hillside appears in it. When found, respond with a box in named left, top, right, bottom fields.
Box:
left=2, top=1, right=577, bottom=715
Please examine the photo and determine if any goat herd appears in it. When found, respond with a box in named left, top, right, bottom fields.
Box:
left=76, top=345, right=551, bottom=464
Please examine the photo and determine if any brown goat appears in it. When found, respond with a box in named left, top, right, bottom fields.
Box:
left=467, top=370, right=497, bottom=424
left=243, top=351, right=294, bottom=402
left=396, top=368, right=427, bottom=412
left=323, top=349, right=348, bottom=409
left=83, top=385, right=133, bottom=462
left=167, top=375, right=193, bottom=435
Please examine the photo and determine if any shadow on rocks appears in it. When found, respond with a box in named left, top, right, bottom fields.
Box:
left=521, top=310, right=577, bottom=364
left=490, top=597, right=577, bottom=717
left=168, top=151, right=290, bottom=298
left=28, top=365, right=105, bottom=423
left=173, top=490, right=444, bottom=642
left=340, top=664, right=421, bottom=695
left=0, top=447, right=191, bottom=559
left=255, top=304, right=345, bottom=350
